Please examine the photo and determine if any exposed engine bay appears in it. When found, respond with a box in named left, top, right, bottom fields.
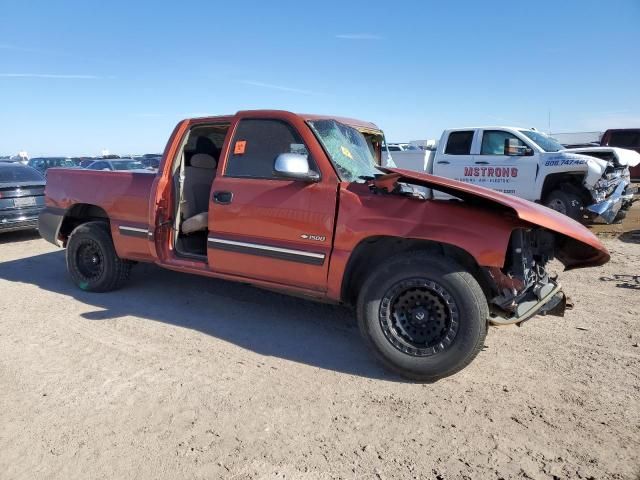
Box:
left=486, top=228, right=568, bottom=325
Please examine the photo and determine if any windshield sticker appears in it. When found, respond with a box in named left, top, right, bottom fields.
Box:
left=340, top=146, right=353, bottom=160
left=234, top=140, right=246, bottom=155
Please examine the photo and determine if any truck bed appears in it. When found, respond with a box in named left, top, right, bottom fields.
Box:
left=42, top=168, right=157, bottom=259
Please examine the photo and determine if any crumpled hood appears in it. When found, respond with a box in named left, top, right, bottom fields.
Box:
left=374, top=168, right=610, bottom=269
left=564, top=147, right=640, bottom=167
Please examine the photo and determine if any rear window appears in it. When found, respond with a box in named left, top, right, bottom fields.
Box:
left=445, top=131, right=474, bottom=155
left=0, top=165, right=44, bottom=183
left=607, top=131, right=640, bottom=148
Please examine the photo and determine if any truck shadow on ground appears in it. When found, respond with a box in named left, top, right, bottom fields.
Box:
left=0, top=230, right=41, bottom=244
left=0, top=249, right=398, bottom=381
left=619, top=230, right=640, bottom=244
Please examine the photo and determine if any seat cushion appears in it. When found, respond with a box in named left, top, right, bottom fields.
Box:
left=181, top=211, right=208, bottom=234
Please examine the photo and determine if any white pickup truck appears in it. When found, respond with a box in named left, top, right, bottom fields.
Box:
left=384, top=127, right=639, bottom=223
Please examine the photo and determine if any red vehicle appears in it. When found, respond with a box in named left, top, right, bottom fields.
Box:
left=39, top=110, right=609, bottom=381
left=601, top=128, right=640, bottom=179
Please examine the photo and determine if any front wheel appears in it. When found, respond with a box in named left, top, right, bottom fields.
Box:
left=357, top=252, right=488, bottom=382
left=66, top=221, right=132, bottom=292
left=544, top=189, right=584, bottom=221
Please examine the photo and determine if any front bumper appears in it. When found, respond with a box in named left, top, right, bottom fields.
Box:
left=0, top=212, right=41, bottom=233
left=489, top=280, right=567, bottom=326
left=586, top=182, right=637, bottom=224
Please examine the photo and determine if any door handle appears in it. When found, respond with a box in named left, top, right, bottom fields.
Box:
left=437, top=161, right=450, bottom=165
left=474, top=161, right=489, bottom=165
left=212, top=191, right=233, bottom=205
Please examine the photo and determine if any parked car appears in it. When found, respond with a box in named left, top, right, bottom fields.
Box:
left=139, top=154, right=162, bottom=170
left=28, top=157, right=76, bottom=175
left=600, top=128, right=640, bottom=180
left=0, top=163, right=46, bottom=233
left=39, top=110, right=609, bottom=381
left=385, top=127, right=639, bottom=223
left=386, top=143, right=421, bottom=152
left=85, top=158, right=149, bottom=172
left=70, top=157, right=97, bottom=168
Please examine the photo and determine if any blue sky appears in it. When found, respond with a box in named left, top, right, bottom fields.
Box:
left=1, top=0, right=639, bottom=156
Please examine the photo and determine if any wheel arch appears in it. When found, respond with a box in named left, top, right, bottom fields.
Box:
left=541, top=172, right=589, bottom=202
left=340, top=236, right=493, bottom=306
left=59, top=203, right=110, bottom=245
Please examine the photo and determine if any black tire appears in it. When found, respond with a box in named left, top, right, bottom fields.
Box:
left=66, top=221, right=132, bottom=292
left=357, top=252, right=488, bottom=382
left=543, top=189, right=584, bottom=221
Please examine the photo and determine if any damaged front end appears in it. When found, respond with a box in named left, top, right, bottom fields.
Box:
left=586, top=166, right=637, bottom=223
left=568, top=148, right=640, bottom=223
left=367, top=168, right=610, bottom=324
left=485, top=229, right=569, bottom=326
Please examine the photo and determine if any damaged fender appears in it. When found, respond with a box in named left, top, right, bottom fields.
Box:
left=373, top=168, right=610, bottom=270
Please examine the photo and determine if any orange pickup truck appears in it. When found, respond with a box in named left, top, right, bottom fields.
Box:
left=39, top=110, right=609, bottom=381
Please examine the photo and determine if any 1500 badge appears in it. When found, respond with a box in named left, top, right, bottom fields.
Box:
left=300, top=234, right=326, bottom=241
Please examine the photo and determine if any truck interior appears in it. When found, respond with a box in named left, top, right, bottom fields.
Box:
left=172, top=123, right=230, bottom=258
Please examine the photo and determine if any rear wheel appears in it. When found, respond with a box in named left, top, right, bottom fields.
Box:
left=544, top=189, right=584, bottom=221
left=357, top=252, right=488, bottom=382
left=66, top=221, right=132, bottom=292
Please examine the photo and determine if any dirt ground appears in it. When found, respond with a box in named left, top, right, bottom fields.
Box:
left=1, top=225, right=639, bottom=479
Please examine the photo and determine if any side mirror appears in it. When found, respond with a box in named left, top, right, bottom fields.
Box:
left=504, top=138, right=534, bottom=156
left=273, top=153, right=320, bottom=182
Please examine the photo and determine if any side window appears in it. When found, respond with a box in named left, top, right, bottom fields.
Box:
left=480, top=130, right=526, bottom=155
left=225, top=119, right=313, bottom=179
left=444, top=131, right=474, bottom=155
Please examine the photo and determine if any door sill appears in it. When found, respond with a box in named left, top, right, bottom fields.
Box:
left=175, top=250, right=207, bottom=262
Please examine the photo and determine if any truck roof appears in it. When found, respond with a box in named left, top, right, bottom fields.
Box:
left=300, top=113, right=381, bottom=132
left=184, top=110, right=381, bottom=133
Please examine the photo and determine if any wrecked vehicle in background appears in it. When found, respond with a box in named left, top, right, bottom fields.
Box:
left=385, top=127, right=639, bottom=223
left=39, top=110, right=609, bottom=381
left=561, top=146, right=638, bottom=222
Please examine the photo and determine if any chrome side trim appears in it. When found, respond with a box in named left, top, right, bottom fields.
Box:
left=207, top=237, right=325, bottom=265
left=119, top=226, right=147, bottom=233
left=118, top=225, right=149, bottom=238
